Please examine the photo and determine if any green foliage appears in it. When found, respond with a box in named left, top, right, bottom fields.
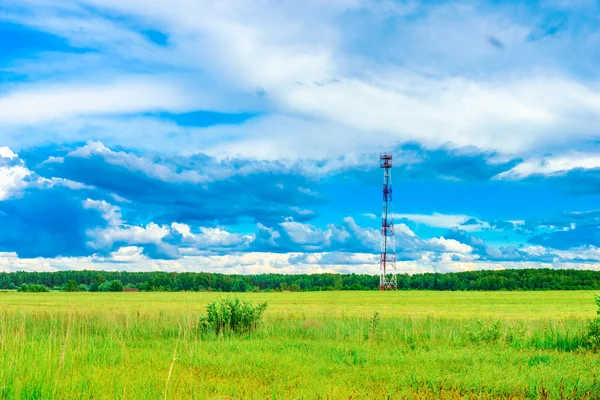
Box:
left=17, top=283, right=49, bottom=292
left=586, top=318, right=600, bottom=351
left=98, top=281, right=111, bottom=292
left=109, top=280, right=124, bottom=292
left=468, top=321, right=503, bottom=343
left=89, top=274, right=106, bottom=292
left=289, top=284, right=301, bottom=292
left=4, top=269, right=600, bottom=292
left=78, top=284, right=89, bottom=292
left=367, top=311, right=380, bottom=340
left=231, top=277, right=249, bottom=293
left=585, top=294, right=600, bottom=351
left=64, top=280, right=80, bottom=292
left=98, top=280, right=124, bottom=292
left=199, top=297, right=267, bottom=335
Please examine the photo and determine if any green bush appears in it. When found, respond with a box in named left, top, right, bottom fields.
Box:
left=109, top=280, right=124, bottom=292
left=17, top=283, right=49, bottom=293
left=64, top=280, right=79, bottom=292
left=468, top=320, right=502, bottom=343
left=289, top=284, right=301, bottom=292
left=199, top=297, right=267, bottom=335
left=586, top=318, right=600, bottom=351
left=98, top=280, right=124, bottom=292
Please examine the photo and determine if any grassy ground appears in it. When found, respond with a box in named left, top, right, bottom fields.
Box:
left=0, top=291, right=599, bottom=399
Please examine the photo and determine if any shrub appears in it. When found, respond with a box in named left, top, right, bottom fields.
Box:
left=468, top=320, right=502, bottom=343
left=586, top=294, right=600, bottom=351
left=98, top=281, right=111, bottom=292
left=199, top=297, right=267, bottom=335
left=17, top=283, right=50, bottom=293
left=289, top=284, right=301, bottom=292
left=586, top=318, right=600, bottom=352
left=366, top=311, right=380, bottom=341
left=109, top=280, right=124, bottom=292
left=79, top=284, right=89, bottom=292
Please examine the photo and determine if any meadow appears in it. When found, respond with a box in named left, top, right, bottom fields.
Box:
left=0, top=291, right=599, bottom=399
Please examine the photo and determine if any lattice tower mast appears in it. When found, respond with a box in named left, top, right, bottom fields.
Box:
left=379, top=153, right=397, bottom=290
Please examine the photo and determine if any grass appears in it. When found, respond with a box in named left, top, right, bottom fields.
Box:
left=0, top=291, right=599, bottom=399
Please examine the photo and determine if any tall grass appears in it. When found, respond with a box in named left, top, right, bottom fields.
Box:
left=0, top=292, right=599, bottom=399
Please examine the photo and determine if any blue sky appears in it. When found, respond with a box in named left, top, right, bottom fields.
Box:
left=1, top=0, right=600, bottom=274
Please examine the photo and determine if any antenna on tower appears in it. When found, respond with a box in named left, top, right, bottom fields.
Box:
left=379, top=152, right=397, bottom=290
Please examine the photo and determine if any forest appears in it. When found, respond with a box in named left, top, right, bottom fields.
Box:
left=2, top=268, right=600, bottom=292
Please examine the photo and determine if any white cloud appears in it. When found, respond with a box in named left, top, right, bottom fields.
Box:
left=0, top=76, right=196, bottom=125
left=69, top=141, right=211, bottom=183
left=0, top=147, right=18, bottom=159
left=395, top=223, right=417, bottom=237
left=394, top=213, right=490, bottom=231
left=497, top=152, right=600, bottom=179
left=108, top=246, right=145, bottom=263
left=0, top=149, right=32, bottom=200
left=280, top=220, right=332, bottom=246
left=83, top=199, right=171, bottom=250
left=83, top=198, right=122, bottom=226
left=174, top=223, right=254, bottom=250
left=2, top=248, right=600, bottom=274
left=0, top=165, right=30, bottom=201
left=1, top=1, right=599, bottom=160
left=87, top=222, right=170, bottom=250
left=427, top=237, right=473, bottom=254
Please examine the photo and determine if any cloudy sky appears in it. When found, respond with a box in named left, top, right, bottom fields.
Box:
left=2, top=0, right=600, bottom=274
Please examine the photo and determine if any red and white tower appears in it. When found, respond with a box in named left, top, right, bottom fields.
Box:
left=379, top=153, right=397, bottom=290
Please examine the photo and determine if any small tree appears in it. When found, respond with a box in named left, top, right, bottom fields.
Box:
left=65, top=280, right=79, bottom=292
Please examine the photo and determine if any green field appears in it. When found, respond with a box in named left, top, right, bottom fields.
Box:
left=1, top=291, right=599, bottom=399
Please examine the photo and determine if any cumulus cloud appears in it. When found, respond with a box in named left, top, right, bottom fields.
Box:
left=2, top=1, right=600, bottom=271
left=0, top=162, right=31, bottom=201
left=427, top=237, right=473, bottom=254
left=0, top=147, right=18, bottom=159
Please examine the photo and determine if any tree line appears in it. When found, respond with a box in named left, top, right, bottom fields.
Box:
left=2, top=268, right=600, bottom=292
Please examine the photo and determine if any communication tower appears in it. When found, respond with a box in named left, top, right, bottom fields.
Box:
left=379, top=153, right=397, bottom=290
